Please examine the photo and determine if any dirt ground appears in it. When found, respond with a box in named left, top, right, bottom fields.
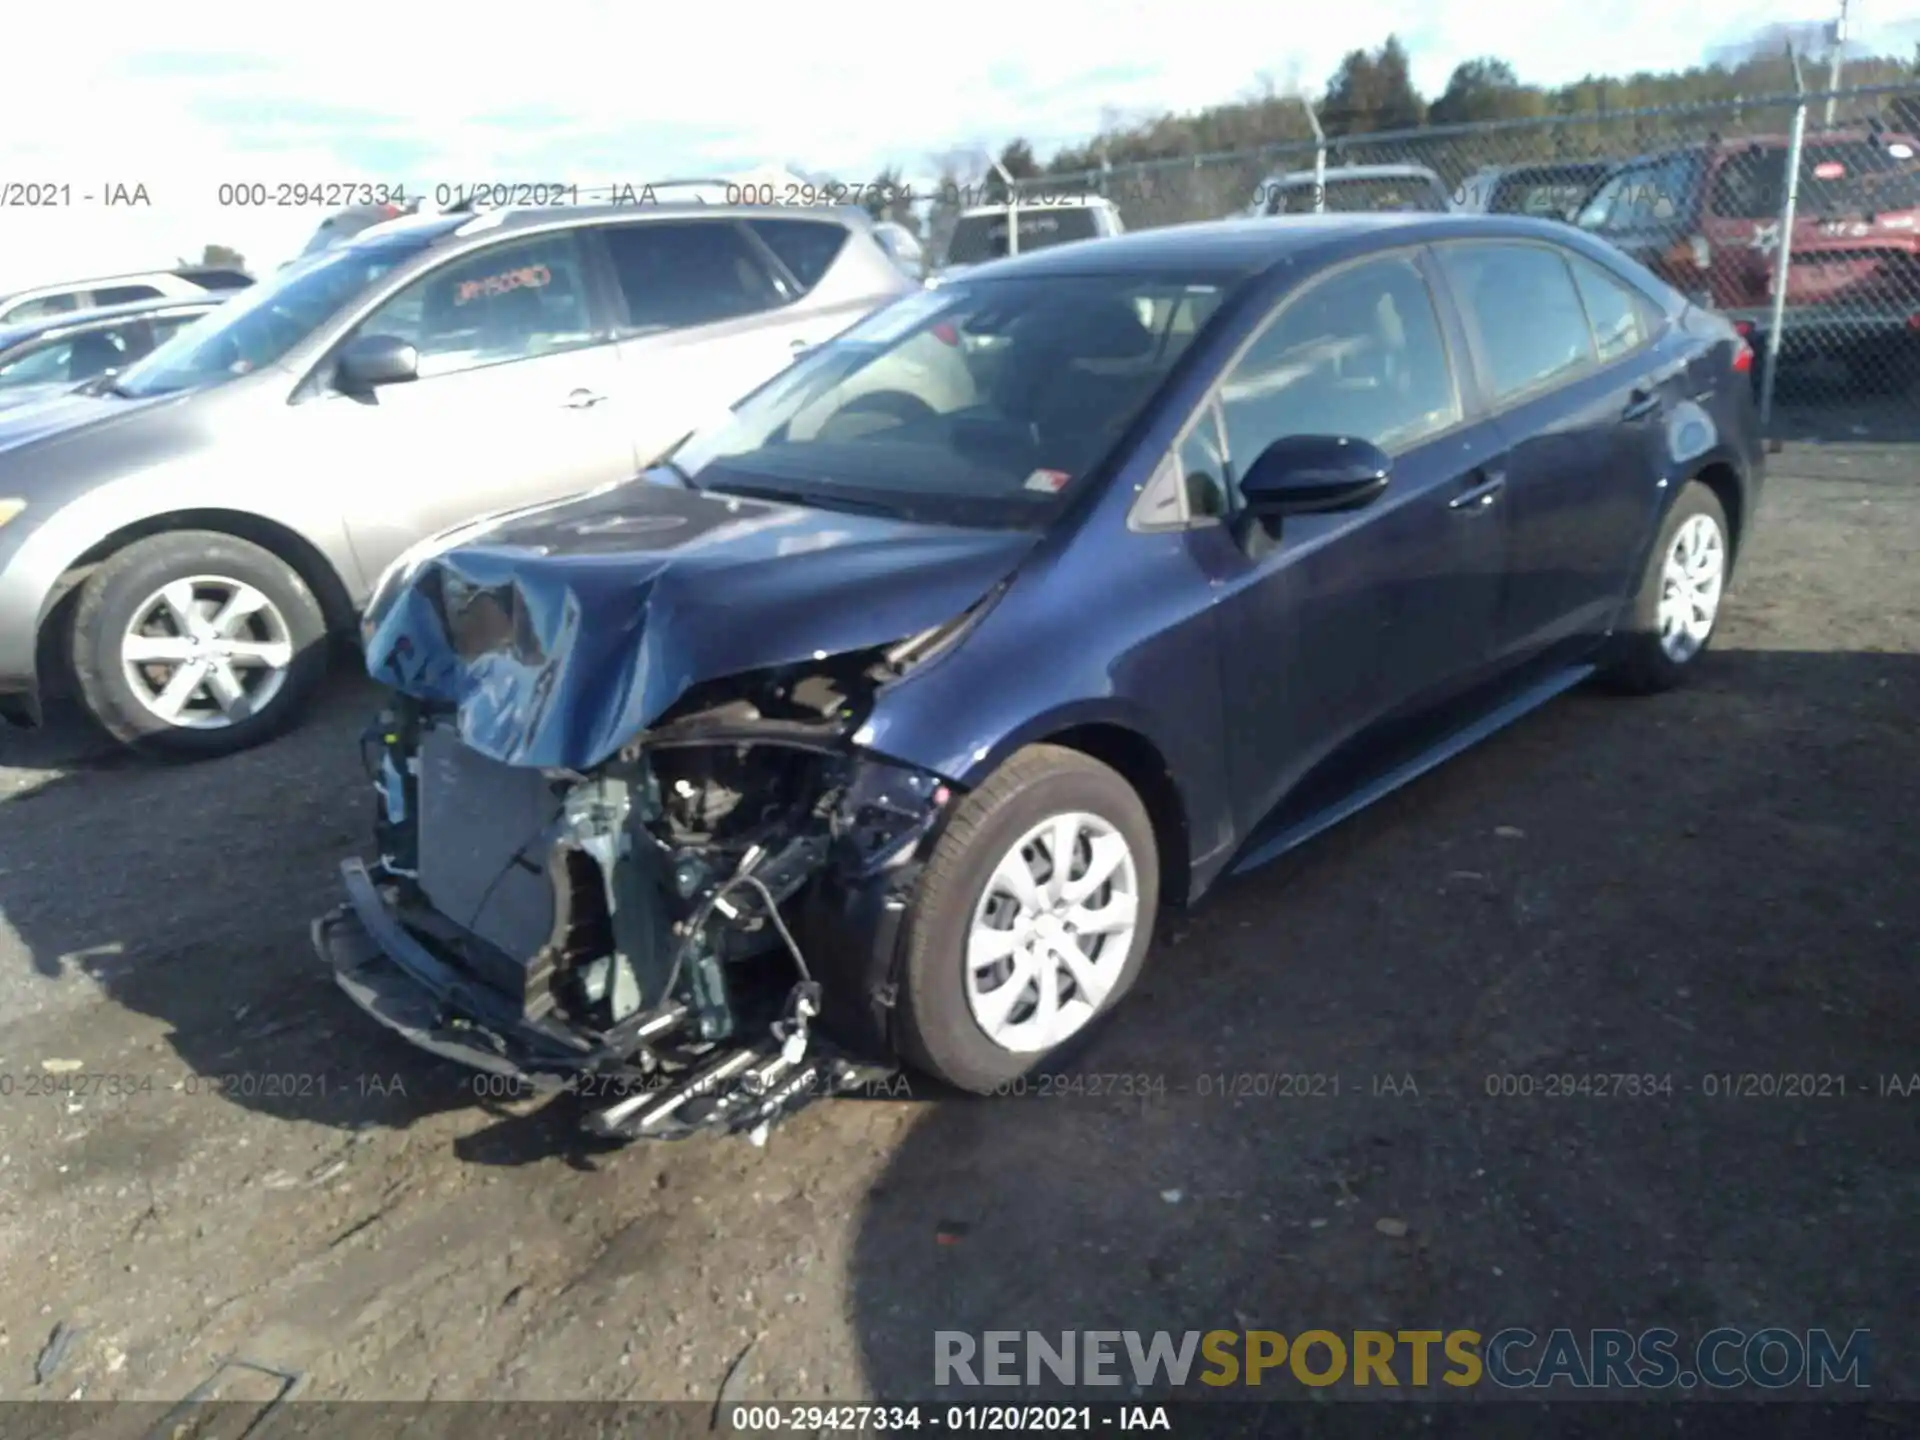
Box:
left=0, top=440, right=1915, bottom=1416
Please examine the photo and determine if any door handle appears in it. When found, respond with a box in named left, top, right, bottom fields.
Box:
left=1448, top=470, right=1506, bottom=511
left=789, top=337, right=812, bottom=353
left=1622, top=388, right=1661, bottom=422
left=564, top=388, right=608, bottom=409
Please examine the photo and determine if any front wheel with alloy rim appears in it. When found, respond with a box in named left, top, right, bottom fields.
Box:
left=1599, top=480, right=1731, bottom=693
left=69, top=530, right=330, bottom=758
left=897, top=744, right=1159, bottom=1093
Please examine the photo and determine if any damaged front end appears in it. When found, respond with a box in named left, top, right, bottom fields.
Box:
left=313, top=635, right=960, bottom=1144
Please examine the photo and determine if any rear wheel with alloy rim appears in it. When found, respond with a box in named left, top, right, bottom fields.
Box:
left=1600, top=480, right=1731, bottom=694
left=70, top=530, right=330, bottom=758
left=898, top=744, right=1159, bottom=1092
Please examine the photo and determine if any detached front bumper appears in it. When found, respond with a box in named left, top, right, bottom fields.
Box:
left=313, top=857, right=901, bottom=1142
left=313, top=857, right=607, bottom=1086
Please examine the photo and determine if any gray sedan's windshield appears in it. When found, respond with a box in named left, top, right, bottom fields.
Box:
left=113, top=234, right=437, bottom=398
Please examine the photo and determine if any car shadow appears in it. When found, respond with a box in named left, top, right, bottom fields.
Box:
left=0, top=670, right=673, bottom=1166
left=3, top=648, right=1916, bottom=1205
left=842, top=648, right=1920, bottom=1408
left=0, top=672, right=480, bottom=1133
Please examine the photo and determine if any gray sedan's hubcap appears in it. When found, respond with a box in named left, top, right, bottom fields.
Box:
left=121, top=577, right=294, bottom=729
left=1656, top=513, right=1725, bottom=663
left=965, top=810, right=1141, bottom=1054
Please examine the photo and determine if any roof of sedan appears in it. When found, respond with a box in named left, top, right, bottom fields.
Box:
left=952, top=212, right=1567, bottom=281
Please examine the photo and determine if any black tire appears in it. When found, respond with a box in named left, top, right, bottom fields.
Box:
left=1598, top=480, right=1730, bottom=695
left=69, top=529, right=330, bottom=759
left=896, top=744, right=1159, bottom=1093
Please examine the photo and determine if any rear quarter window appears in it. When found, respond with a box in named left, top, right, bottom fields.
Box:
left=746, top=219, right=850, bottom=292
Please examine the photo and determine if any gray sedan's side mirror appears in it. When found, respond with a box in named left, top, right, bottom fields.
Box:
left=336, top=333, right=419, bottom=393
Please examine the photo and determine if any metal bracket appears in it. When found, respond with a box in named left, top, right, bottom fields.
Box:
left=145, top=1356, right=307, bottom=1440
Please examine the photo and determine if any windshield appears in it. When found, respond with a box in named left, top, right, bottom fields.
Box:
left=944, top=208, right=1103, bottom=266
left=1269, top=176, right=1449, bottom=214
left=1488, top=168, right=1608, bottom=218
left=666, top=273, right=1231, bottom=529
left=112, top=233, right=437, bottom=398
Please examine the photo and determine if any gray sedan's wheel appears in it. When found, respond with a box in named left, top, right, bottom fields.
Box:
left=897, top=744, right=1159, bottom=1093
left=70, top=530, right=329, bottom=758
left=1600, top=480, right=1730, bottom=694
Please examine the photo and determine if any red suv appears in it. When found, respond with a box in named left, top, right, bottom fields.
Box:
left=1574, top=129, right=1920, bottom=385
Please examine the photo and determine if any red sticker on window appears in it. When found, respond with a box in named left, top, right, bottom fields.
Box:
left=1023, top=468, right=1072, bottom=493
left=1813, top=161, right=1847, bottom=180
left=454, top=263, right=552, bottom=306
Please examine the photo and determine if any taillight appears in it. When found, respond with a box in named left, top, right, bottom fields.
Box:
left=1732, top=333, right=1754, bottom=373
left=931, top=322, right=959, bottom=346
left=1906, top=313, right=1920, bottom=332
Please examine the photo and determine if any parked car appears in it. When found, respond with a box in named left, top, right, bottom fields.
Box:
left=0, top=267, right=252, bottom=326
left=1572, top=129, right=1920, bottom=385
left=1453, top=160, right=1615, bottom=219
left=294, top=201, right=424, bottom=261
left=1250, top=163, right=1453, bottom=216
left=314, top=213, right=1762, bottom=1144
left=0, top=204, right=925, bottom=755
left=933, top=196, right=1126, bottom=282
left=0, top=298, right=225, bottom=414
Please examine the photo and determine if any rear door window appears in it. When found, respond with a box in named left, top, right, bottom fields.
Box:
left=601, top=220, right=791, bottom=332
left=746, top=218, right=850, bottom=292
left=1438, top=242, right=1599, bottom=403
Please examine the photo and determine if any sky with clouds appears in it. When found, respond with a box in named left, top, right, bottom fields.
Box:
left=2, top=1, right=1916, bottom=291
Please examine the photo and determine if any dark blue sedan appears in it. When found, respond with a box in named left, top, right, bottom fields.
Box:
left=317, top=213, right=1762, bottom=1140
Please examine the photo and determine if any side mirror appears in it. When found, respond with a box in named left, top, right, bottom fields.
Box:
left=1240, top=434, right=1391, bottom=518
left=336, top=333, right=418, bottom=393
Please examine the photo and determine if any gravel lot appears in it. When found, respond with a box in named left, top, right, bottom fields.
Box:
left=0, top=442, right=1915, bottom=1414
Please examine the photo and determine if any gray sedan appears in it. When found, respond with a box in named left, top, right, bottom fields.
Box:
left=0, top=202, right=917, bottom=757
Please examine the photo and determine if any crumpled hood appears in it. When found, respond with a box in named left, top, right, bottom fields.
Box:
left=363, top=478, right=1039, bottom=769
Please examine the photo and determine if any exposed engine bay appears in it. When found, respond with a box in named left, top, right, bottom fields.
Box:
left=317, top=634, right=961, bottom=1144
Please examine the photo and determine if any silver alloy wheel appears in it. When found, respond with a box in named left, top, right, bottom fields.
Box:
left=120, top=576, right=295, bottom=729
left=1656, top=513, right=1725, bottom=664
left=964, top=810, right=1142, bottom=1054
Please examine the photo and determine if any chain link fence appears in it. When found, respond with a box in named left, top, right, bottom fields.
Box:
left=993, top=78, right=1920, bottom=436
